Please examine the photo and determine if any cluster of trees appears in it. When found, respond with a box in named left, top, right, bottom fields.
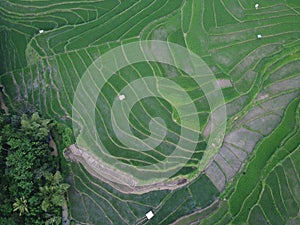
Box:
left=0, top=112, right=70, bottom=225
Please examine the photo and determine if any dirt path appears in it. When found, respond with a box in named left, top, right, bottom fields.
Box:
left=49, top=139, right=58, bottom=157
left=62, top=202, right=70, bottom=225
left=0, top=85, right=9, bottom=114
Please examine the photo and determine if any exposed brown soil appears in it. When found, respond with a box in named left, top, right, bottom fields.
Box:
left=64, top=144, right=193, bottom=194
left=0, top=85, right=9, bottom=114
left=49, top=139, right=58, bottom=156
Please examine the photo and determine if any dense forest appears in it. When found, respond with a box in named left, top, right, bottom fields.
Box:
left=0, top=112, right=69, bottom=225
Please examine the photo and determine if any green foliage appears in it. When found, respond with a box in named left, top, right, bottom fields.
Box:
left=55, top=123, right=73, bottom=148
left=39, top=171, right=70, bottom=212
left=0, top=217, right=17, bottom=225
left=13, top=197, right=29, bottom=216
left=0, top=112, right=69, bottom=225
left=45, top=216, right=61, bottom=225
left=21, top=112, right=53, bottom=141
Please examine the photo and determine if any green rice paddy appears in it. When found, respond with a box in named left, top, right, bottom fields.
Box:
left=1, top=0, right=299, bottom=224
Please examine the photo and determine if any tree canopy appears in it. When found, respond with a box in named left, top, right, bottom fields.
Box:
left=0, top=112, right=69, bottom=225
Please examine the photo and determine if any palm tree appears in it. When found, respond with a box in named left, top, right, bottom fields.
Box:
left=39, top=171, right=70, bottom=212
left=13, top=197, right=29, bottom=216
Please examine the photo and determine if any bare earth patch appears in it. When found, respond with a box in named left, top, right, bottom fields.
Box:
left=0, top=85, right=9, bottom=114
left=65, top=144, right=193, bottom=194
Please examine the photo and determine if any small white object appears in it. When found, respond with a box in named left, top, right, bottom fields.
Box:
left=39, top=29, right=44, bottom=34
left=146, top=211, right=154, bottom=220
left=255, top=3, right=259, bottom=9
left=257, top=34, right=262, bottom=39
left=118, top=94, right=125, bottom=101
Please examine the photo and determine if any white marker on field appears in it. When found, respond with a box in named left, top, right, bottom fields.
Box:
left=146, top=211, right=154, bottom=220
left=39, top=29, right=44, bottom=34
left=118, top=94, right=125, bottom=101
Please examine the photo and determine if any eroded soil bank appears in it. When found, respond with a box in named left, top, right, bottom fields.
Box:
left=64, top=144, right=192, bottom=194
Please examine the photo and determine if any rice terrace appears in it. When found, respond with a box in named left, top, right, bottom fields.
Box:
left=0, top=0, right=299, bottom=225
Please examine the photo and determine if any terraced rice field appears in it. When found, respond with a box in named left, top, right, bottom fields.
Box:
left=200, top=98, right=300, bottom=225
left=1, top=0, right=300, bottom=224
